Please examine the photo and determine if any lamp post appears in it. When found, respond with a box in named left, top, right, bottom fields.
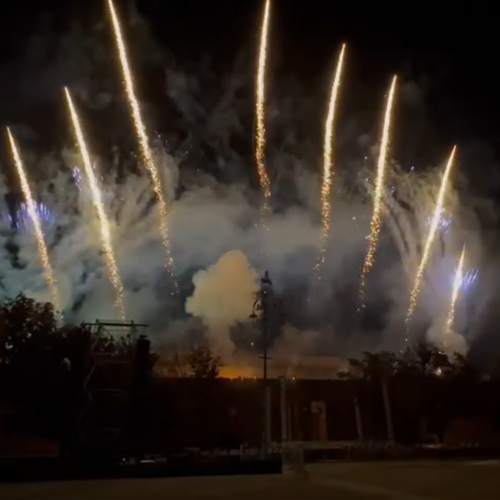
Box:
left=250, top=270, right=275, bottom=456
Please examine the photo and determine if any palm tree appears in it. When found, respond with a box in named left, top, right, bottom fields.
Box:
left=352, top=351, right=395, bottom=441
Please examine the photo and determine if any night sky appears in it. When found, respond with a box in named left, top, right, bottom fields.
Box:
left=0, top=0, right=496, bottom=226
left=0, top=3, right=494, bottom=137
left=0, top=1, right=498, bottom=359
left=1, top=1, right=498, bottom=143
left=0, top=0, right=498, bottom=241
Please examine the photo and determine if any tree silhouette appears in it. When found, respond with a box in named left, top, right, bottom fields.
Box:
left=0, top=294, right=91, bottom=371
left=0, top=294, right=91, bottom=449
left=447, top=352, right=481, bottom=382
left=344, top=343, right=481, bottom=382
left=187, top=346, right=220, bottom=379
left=347, top=351, right=397, bottom=380
left=161, top=350, right=190, bottom=377
left=0, top=294, right=58, bottom=368
left=408, top=342, right=450, bottom=376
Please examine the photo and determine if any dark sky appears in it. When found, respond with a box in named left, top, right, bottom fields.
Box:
left=143, top=1, right=499, bottom=147
left=0, top=1, right=498, bottom=359
left=0, top=1, right=498, bottom=161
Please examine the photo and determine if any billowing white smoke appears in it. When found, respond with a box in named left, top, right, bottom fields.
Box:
left=427, top=320, right=467, bottom=356
left=185, top=250, right=259, bottom=359
left=0, top=8, right=491, bottom=359
left=0, top=136, right=485, bottom=357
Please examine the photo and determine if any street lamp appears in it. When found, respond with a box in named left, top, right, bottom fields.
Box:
left=250, top=270, right=277, bottom=455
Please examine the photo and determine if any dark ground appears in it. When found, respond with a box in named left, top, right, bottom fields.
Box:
left=1, top=461, right=500, bottom=499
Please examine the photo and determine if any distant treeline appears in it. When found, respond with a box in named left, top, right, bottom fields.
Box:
left=1, top=294, right=500, bottom=457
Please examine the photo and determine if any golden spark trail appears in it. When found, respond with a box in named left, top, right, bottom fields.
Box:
left=405, top=146, right=457, bottom=333
left=6, top=128, right=61, bottom=314
left=255, top=0, right=272, bottom=222
left=64, top=88, right=126, bottom=321
left=359, top=75, right=397, bottom=300
left=444, top=246, right=466, bottom=340
left=314, top=44, right=346, bottom=279
left=107, top=0, right=177, bottom=291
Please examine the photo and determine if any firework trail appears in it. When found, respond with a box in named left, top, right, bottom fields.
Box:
left=107, top=0, right=178, bottom=293
left=314, top=43, right=346, bottom=281
left=383, top=188, right=415, bottom=278
left=405, top=146, right=457, bottom=334
left=255, top=0, right=272, bottom=224
left=2, top=202, right=56, bottom=232
left=384, top=167, right=446, bottom=287
left=64, top=88, right=126, bottom=321
left=444, top=246, right=466, bottom=341
left=359, top=75, right=398, bottom=301
left=6, top=128, right=61, bottom=314
left=462, top=267, right=479, bottom=291
left=383, top=186, right=446, bottom=309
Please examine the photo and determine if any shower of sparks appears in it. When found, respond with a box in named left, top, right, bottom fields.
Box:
left=6, top=128, right=61, bottom=314
left=72, top=167, right=83, bottom=190
left=255, top=0, right=272, bottom=223
left=444, top=246, right=466, bottom=340
left=64, top=87, right=126, bottom=321
left=462, top=267, right=479, bottom=291
left=107, top=0, right=178, bottom=293
left=2, top=202, right=56, bottom=232
left=405, top=146, right=457, bottom=334
left=314, top=43, right=346, bottom=280
left=426, top=214, right=452, bottom=233
left=359, top=75, right=398, bottom=301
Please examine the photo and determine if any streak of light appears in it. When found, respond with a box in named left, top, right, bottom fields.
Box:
left=255, top=0, right=272, bottom=224
left=6, top=128, right=62, bottom=316
left=444, top=246, right=466, bottom=341
left=64, top=87, right=126, bottom=321
left=405, top=146, right=457, bottom=336
left=2, top=202, right=56, bottom=232
left=462, top=267, right=479, bottom=291
left=107, top=0, right=178, bottom=293
left=359, top=76, right=398, bottom=301
left=314, top=43, right=346, bottom=280
left=72, top=167, right=82, bottom=190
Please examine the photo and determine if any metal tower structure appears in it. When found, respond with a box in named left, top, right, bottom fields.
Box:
left=77, top=320, right=148, bottom=451
left=250, top=271, right=280, bottom=456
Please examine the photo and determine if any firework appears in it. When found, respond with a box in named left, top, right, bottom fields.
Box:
left=359, top=75, right=398, bottom=301
left=384, top=166, right=452, bottom=285
left=428, top=214, right=452, bottom=233
left=2, top=202, right=56, bottom=232
left=72, top=167, right=83, bottom=190
left=444, top=246, right=466, bottom=341
left=107, top=0, right=178, bottom=292
left=405, top=146, right=457, bottom=334
left=314, top=43, right=346, bottom=280
left=6, top=128, right=61, bottom=314
left=462, top=267, right=479, bottom=292
left=64, top=87, right=126, bottom=321
left=255, top=0, right=272, bottom=222
left=383, top=184, right=417, bottom=281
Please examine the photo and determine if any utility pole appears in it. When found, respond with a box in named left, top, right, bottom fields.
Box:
left=381, top=378, right=394, bottom=442
left=280, top=376, right=288, bottom=443
left=251, top=270, right=274, bottom=457
left=354, top=396, right=364, bottom=442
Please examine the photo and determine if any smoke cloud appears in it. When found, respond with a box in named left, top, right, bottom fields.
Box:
left=185, top=250, right=259, bottom=359
left=0, top=7, right=497, bottom=365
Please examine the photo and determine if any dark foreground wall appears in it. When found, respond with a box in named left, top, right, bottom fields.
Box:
left=0, top=457, right=281, bottom=484
left=3, top=376, right=500, bottom=456
left=140, top=377, right=500, bottom=452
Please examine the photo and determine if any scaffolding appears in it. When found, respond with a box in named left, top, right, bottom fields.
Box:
left=84, top=320, right=148, bottom=342
left=77, top=320, right=148, bottom=448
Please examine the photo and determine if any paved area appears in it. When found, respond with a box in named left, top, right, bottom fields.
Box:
left=1, top=461, right=500, bottom=499
left=309, top=461, right=500, bottom=499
